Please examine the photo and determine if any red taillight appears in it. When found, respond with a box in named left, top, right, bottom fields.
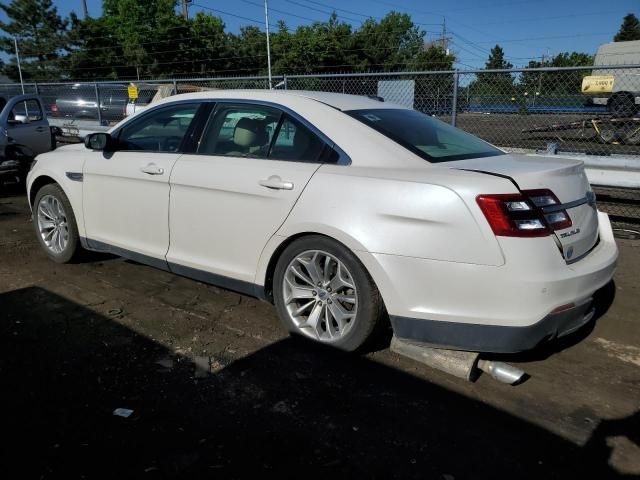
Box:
left=523, top=189, right=572, bottom=230
left=476, top=189, right=572, bottom=238
left=51, top=103, right=58, bottom=113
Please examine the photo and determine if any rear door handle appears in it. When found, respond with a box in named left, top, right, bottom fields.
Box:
left=140, top=163, right=164, bottom=175
left=259, top=175, right=294, bottom=190
left=35, top=126, right=46, bottom=132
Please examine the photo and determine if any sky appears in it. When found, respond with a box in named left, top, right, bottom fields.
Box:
left=4, top=0, right=640, bottom=69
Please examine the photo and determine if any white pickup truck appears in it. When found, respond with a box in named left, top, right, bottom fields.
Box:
left=0, top=94, right=54, bottom=184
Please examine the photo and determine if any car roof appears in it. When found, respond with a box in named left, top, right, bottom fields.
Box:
left=154, top=89, right=407, bottom=111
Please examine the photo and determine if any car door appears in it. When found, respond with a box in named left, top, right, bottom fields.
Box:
left=2, top=96, right=50, bottom=155
left=82, top=102, right=202, bottom=267
left=167, top=102, right=328, bottom=288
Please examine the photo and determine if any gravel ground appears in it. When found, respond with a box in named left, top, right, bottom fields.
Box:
left=454, top=112, right=640, bottom=156
left=1, top=186, right=639, bottom=479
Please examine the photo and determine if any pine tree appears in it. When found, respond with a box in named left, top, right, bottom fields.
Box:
left=0, top=0, right=72, bottom=81
left=614, top=13, right=640, bottom=42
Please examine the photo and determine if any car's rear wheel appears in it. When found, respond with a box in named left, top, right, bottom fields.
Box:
left=33, top=183, right=80, bottom=263
left=273, top=235, right=386, bottom=352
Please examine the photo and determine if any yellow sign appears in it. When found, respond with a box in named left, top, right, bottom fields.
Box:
left=581, top=75, right=615, bottom=94
left=127, top=84, right=139, bottom=99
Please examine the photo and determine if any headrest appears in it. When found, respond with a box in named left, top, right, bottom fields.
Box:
left=234, top=118, right=267, bottom=148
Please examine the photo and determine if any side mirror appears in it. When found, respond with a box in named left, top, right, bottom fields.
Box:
left=84, top=132, right=114, bottom=151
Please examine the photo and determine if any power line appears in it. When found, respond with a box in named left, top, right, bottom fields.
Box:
left=283, top=0, right=366, bottom=24
left=475, top=32, right=613, bottom=44
left=288, top=0, right=445, bottom=29
left=17, top=24, right=452, bottom=60
left=192, top=2, right=278, bottom=28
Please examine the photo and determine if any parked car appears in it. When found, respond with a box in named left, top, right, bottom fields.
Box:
left=0, top=94, right=54, bottom=183
left=51, top=85, right=156, bottom=123
left=27, top=90, right=617, bottom=353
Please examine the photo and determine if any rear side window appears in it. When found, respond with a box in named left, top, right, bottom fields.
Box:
left=269, top=116, right=325, bottom=162
left=198, top=104, right=281, bottom=158
left=117, top=103, right=199, bottom=152
left=347, top=108, right=504, bottom=162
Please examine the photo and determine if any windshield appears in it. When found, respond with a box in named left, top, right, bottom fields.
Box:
left=346, top=108, right=504, bottom=163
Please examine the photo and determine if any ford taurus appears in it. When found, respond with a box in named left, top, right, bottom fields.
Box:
left=26, top=90, right=618, bottom=353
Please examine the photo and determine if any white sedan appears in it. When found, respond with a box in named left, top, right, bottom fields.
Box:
left=27, top=90, right=618, bottom=353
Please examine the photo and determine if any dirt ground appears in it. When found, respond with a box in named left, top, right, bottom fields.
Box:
left=1, top=185, right=639, bottom=479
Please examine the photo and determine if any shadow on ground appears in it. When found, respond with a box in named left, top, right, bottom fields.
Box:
left=1, top=286, right=637, bottom=479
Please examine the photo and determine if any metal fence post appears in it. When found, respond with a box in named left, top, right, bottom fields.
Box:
left=34, top=82, right=39, bottom=95
left=173, top=79, right=178, bottom=95
left=94, top=82, right=103, bottom=125
left=451, top=70, right=459, bottom=127
left=283, top=74, right=288, bottom=90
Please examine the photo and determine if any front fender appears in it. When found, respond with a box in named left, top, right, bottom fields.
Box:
left=27, top=155, right=86, bottom=238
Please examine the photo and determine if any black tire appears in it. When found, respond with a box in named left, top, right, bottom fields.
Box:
left=609, top=93, right=637, bottom=118
left=597, top=123, right=619, bottom=144
left=621, top=122, right=640, bottom=145
left=33, top=183, right=80, bottom=263
left=273, top=235, right=386, bottom=352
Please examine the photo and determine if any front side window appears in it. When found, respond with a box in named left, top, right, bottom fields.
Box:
left=198, top=104, right=281, bottom=158
left=347, top=108, right=504, bottom=163
left=117, top=103, right=199, bottom=152
left=10, top=99, right=43, bottom=122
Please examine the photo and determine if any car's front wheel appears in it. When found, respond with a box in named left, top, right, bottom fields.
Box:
left=273, top=235, right=386, bottom=352
left=33, top=183, right=80, bottom=263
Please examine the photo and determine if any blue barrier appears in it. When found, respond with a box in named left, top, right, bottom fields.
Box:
left=463, top=105, right=608, bottom=114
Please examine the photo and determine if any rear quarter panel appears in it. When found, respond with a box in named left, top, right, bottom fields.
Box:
left=271, top=164, right=513, bottom=268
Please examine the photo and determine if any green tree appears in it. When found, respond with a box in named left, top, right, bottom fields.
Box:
left=66, top=15, right=126, bottom=79
left=614, top=13, right=640, bottom=42
left=520, top=51, right=593, bottom=97
left=165, top=12, right=229, bottom=77
left=351, top=12, right=447, bottom=72
left=470, top=44, right=515, bottom=101
left=0, top=0, right=72, bottom=81
left=100, top=0, right=181, bottom=77
left=484, top=45, right=513, bottom=74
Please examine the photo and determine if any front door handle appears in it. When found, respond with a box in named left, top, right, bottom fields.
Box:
left=140, top=163, right=164, bottom=175
left=259, top=175, right=294, bottom=190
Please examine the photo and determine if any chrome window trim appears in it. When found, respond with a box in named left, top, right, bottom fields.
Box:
left=110, top=98, right=352, bottom=165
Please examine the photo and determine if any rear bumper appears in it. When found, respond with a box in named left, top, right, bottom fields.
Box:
left=361, top=211, right=618, bottom=353
left=390, top=296, right=596, bottom=353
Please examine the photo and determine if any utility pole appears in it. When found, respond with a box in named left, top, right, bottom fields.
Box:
left=442, top=18, right=448, bottom=53
left=13, top=37, right=24, bottom=94
left=181, top=0, right=189, bottom=20
left=264, top=0, right=273, bottom=89
left=81, top=0, right=88, bottom=19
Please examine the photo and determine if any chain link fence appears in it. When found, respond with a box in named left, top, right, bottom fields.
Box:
left=1, top=66, right=638, bottom=225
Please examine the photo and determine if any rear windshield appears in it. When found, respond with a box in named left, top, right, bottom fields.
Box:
left=346, top=108, right=504, bottom=162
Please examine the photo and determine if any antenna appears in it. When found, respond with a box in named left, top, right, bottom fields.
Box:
left=14, top=37, right=24, bottom=94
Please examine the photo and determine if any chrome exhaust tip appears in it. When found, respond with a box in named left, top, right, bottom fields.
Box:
left=477, top=360, right=526, bottom=385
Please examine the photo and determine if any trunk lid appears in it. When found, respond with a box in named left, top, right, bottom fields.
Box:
left=443, top=154, right=599, bottom=262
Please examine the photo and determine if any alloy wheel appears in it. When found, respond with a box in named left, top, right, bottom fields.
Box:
left=282, top=249, right=358, bottom=342
left=37, top=194, right=69, bottom=255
